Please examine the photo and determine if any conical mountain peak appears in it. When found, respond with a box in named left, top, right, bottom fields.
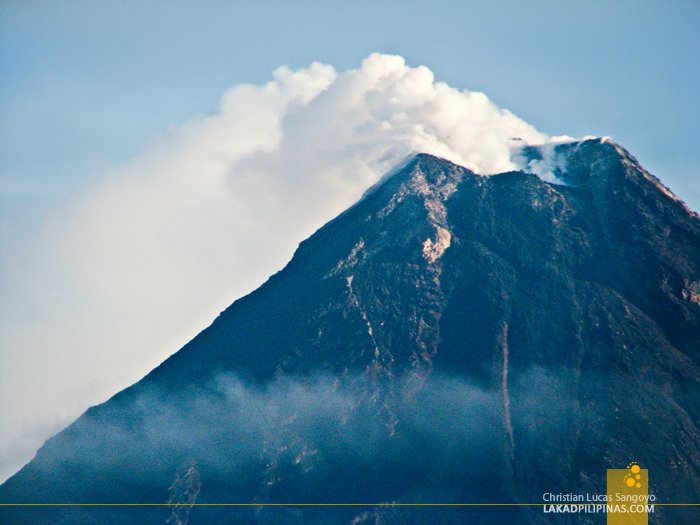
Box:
left=2, top=140, right=700, bottom=525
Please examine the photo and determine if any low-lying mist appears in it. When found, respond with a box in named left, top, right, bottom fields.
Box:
left=36, top=368, right=587, bottom=503
left=7, top=365, right=612, bottom=524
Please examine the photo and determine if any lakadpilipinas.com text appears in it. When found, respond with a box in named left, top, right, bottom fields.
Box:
left=543, top=492, right=655, bottom=514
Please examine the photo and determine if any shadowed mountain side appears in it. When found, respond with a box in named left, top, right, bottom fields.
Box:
left=2, top=140, right=700, bottom=524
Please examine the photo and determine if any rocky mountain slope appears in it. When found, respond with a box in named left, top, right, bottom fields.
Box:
left=2, top=138, right=699, bottom=524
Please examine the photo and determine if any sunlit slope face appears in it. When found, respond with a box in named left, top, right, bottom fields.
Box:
left=2, top=139, right=700, bottom=525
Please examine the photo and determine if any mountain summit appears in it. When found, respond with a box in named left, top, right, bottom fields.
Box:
left=2, top=138, right=700, bottom=524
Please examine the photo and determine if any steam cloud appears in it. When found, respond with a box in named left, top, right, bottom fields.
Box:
left=0, top=53, right=569, bottom=482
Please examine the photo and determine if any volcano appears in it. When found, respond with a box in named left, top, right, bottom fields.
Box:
left=2, top=138, right=699, bottom=524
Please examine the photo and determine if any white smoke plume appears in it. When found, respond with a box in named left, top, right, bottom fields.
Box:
left=0, top=53, right=563, bottom=482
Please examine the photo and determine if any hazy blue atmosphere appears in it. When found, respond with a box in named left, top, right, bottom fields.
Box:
left=1, top=0, right=698, bottom=483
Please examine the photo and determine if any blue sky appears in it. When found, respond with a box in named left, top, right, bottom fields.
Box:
left=0, top=0, right=698, bottom=482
